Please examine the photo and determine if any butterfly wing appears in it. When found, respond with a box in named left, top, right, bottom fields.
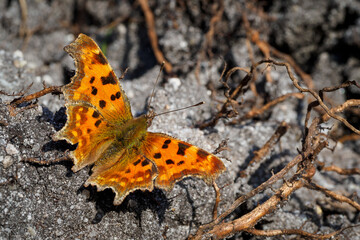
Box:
left=54, top=34, right=133, bottom=171
left=54, top=104, right=115, bottom=171
left=142, top=132, right=226, bottom=190
left=85, top=152, right=158, bottom=205
left=62, top=33, right=132, bottom=122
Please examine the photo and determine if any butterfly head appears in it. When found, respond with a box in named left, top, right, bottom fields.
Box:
left=145, top=109, right=156, bottom=128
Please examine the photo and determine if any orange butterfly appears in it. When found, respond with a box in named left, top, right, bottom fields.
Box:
left=54, top=34, right=225, bottom=205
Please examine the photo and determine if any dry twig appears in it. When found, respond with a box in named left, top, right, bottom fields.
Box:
left=138, top=0, right=172, bottom=74
left=305, top=182, right=360, bottom=211
left=321, top=165, right=360, bottom=176
left=249, top=121, right=289, bottom=165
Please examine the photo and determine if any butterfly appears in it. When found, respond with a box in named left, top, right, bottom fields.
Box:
left=54, top=33, right=225, bottom=205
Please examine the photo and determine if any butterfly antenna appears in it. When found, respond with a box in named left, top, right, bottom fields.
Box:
left=147, top=61, right=165, bottom=110
left=154, top=101, right=205, bottom=117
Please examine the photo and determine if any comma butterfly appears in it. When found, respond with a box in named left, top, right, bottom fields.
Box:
left=54, top=34, right=225, bottom=205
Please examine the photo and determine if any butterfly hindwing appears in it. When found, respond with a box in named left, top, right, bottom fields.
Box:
left=142, top=132, right=226, bottom=190
left=85, top=153, right=158, bottom=205
left=53, top=104, right=115, bottom=171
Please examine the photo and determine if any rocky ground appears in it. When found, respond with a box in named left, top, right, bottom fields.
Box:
left=0, top=0, right=359, bottom=239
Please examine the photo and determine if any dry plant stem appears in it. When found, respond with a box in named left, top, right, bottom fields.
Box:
left=212, top=181, right=221, bottom=220
left=194, top=0, right=224, bottom=83
left=245, top=37, right=259, bottom=96
left=305, top=182, right=360, bottom=211
left=267, top=59, right=360, bottom=134
left=0, top=83, right=34, bottom=97
left=23, top=155, right=71, bottom=165
left=205, top=0, right=224, bottom=58
left=0, top=120, right=9, bottom=126
left=204, top=175, right=306, bottom=239
left=321, top=99, right=360, bottom=123
left=191, top=119, right=322, bottom=239
left=138, top=0, right=172, bottom=74
left=322, top=165, right=360, bottom=175
left=244, top=226, right=352, bottom=239
left=242, top=13, right=314, bottom=88
left=18, top=0, right=28, bottom=38
left=270, top=48, right=314, bottom=89
left=231, top=92, right=304, bottom=123
left=320, top=80, right=360, bottom=93
left=9, top=102, right=39, bottom=117
left=338, top=133, right=360, bottom=143
left=191, top=153, right=304, bottom=239
left=198, top=67, right=252, bottom=129
left=10, top=86, right=62, bottom=107
left=249, top=121, right=289, bottom=165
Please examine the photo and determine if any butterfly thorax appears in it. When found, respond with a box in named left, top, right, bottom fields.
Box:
left=114, top=115, right=148, bottom=151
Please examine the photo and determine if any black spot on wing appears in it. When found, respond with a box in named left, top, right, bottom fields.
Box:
left=162, top=139, right=171, bottom=149
left=91, top=86, right=97, bottom=95
left=197, top=149, right=210, bottom=159
left=99, top=100, right=106, bottom=108
left=177, top=142, right=190, bottom=156
left=166, top=159, right=175, bottom=165
left=133, top=159, right=141, bottom=166
left=94, top=52, right=107, bottom=65
left=141, top=159, right=150, bottom=167
left=95, top=120, right=101, bottom=127
left=177, top=160, right=185, bottom=166
left=154, top=153, right=161, bottom=159
left=92, top=111, right=100, bottom=118
left=90, top=77, right=95, bottom=84
left=101, top=71, right=117, bottom=85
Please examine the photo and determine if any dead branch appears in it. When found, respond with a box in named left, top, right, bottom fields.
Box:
left=249, top=121, right=289, bottom=165
left=194, top=0, right=224, bottom=83
left=205, top=0, right=224, bottom=58
left=198, top=66, right=253, bottom=129
left=338, top=133, right=360, bottom=143
left=212, top=181, right=221, bottom=220
left=305, top=182, right=360, bottom=211
left=321, top=99, right=360, bottom=123
left=190, top=153, right=304, bottom=239
left=23, top=155, right=71, bottom=165
left=265, top=59, right=360, bottom=135
left=244, top=226, right=356, bottom=239
left=138, top=0, right=172, bottom=74
left=230, top=92, right=304, bottom=123
left=196, top=175, right=306, bottom=239
left=190, top=90, right=347, bottom=239
left=321, top=165, right=360, bottom=176
left=18, top=0, right=28, bottom=38
left=0, top=120, right=9, bottom=126
left=10, top=85, right=62, bottom=108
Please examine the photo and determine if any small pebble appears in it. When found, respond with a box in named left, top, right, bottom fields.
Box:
left=27, top=226, right=36, bottom=237
left=168, top=77, right=181, bottom=91
left=3, top=156, right=13, bottom=168
left=6, top=143, right=19, bottom=156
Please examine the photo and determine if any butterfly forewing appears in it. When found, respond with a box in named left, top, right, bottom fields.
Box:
left=63, top=33, right=133, bottom=123
left=56, top=34, right=134, bottom=171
